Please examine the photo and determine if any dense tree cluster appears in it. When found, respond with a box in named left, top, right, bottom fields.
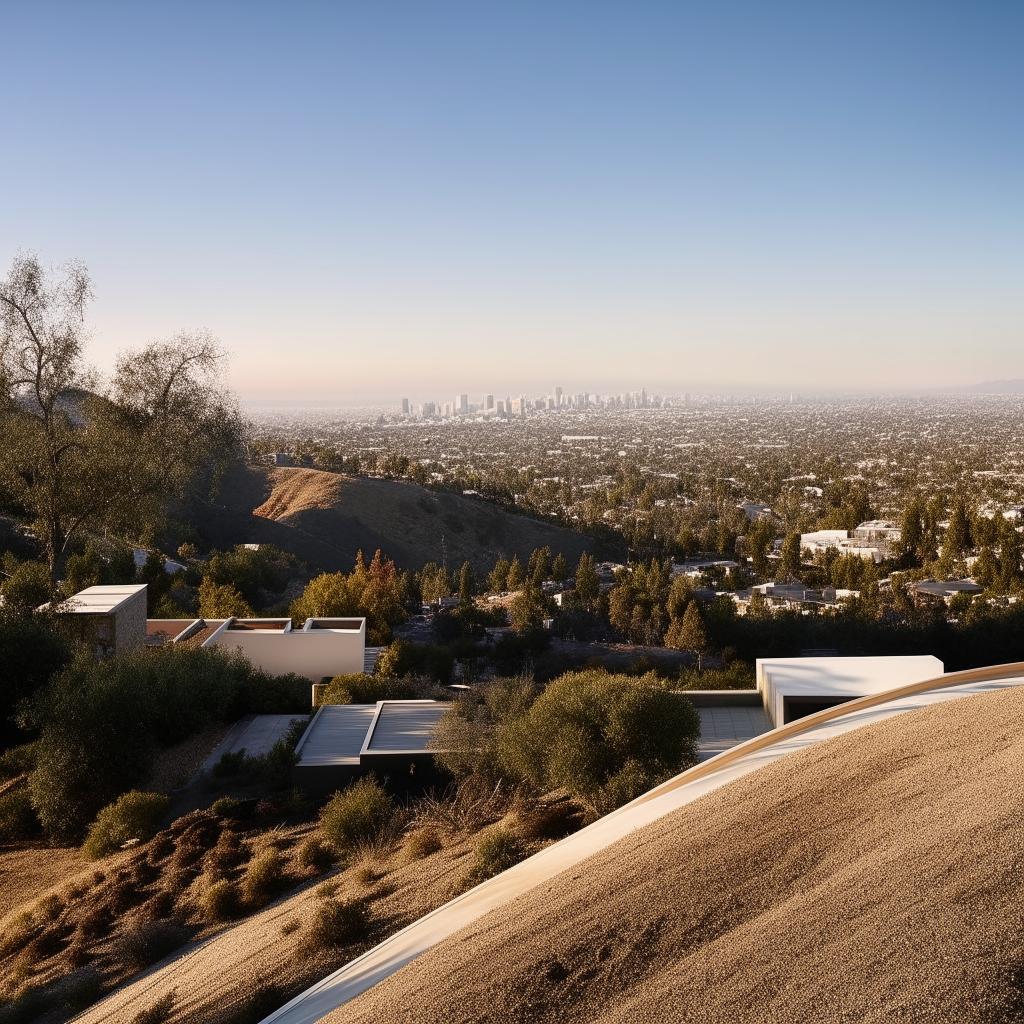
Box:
left=290, top=549, right=413, bottom=644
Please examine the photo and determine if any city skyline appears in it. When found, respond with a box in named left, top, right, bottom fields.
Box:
left=2, top=3, right=1021, bottom=399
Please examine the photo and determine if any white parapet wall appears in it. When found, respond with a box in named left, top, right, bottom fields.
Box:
left=206, top=618, right=366, bottom=680
left=756, top=655, right=945, bottom=727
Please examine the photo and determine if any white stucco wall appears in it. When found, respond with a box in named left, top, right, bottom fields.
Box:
left=756, top=655, right=944, bottom=726
left=210, top=624, right=366, bottom=680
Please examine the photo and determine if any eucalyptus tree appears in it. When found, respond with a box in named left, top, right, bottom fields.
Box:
left=0, top=253, right=242, bottom=588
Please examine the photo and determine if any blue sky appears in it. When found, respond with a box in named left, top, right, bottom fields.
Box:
left=1, top=1, right=1021, bottom=400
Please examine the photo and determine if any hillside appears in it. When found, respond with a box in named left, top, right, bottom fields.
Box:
left=331, top=685, right=1024, bottom=1024
left=189, top=464, right=596, bottom=574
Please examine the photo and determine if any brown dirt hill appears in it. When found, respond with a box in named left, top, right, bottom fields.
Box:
left=190, top=464, right=596, bottom=574
left=332, top=685, right=1024, bottom=1024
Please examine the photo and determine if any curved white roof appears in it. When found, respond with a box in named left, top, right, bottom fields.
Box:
left=260, top=661, right=1024, bottom=1024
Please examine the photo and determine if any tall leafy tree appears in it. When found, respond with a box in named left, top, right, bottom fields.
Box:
left=551, top=552, right=568, bottom=582
left=0, top=254, right=242, bottom=588
left=944, top=500, right=972, bottom=558
left=505, top=555, right=525, bottom=591
left=458, top=561, right=475, bottom=606
left=778, top=532, right=802, bottom=579
left=574, top=552, right=600, bottom=605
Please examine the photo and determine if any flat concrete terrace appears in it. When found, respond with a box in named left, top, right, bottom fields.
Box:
left=697, top=705, right=773, bottom=761
left=201, top=714, right=310, bottom=775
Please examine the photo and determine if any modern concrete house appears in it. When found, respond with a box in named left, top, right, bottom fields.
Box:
left=59, top=585, right=367, bottom=681
left=202, top=617, right=367, bottom=680
left=293, top=700, right=448, bottom=794
left=49, top=584, right=148, bottom=658
left=756, top=655, right=944, bottom=726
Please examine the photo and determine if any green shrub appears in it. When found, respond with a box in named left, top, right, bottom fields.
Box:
left=495, top=669, right=700, bottom=812
left=29, top=646, right=308, bottom=841
left=675, top=662, right=755, bottom=691
left=297, top=836, right=335, bottom=871
left=317, top=673, right=419, bottom=705
left=471, top=826, right=525, bottom=880
left=513, top=799, right=581, bottom=841
left=82, top=792, right=170, bottom=859
left=201, top=879, right=241, bottom=922
left=0, top=607, right=69, bottom=745
left=212, top=749, right=248, bottom=777
left=0, top=742, right=38, bottom=781
left=211, top=796, right=244, bottom=818
left=319, top=778, right=394, bottom=851
left=304, top=895, right=370, bottom=949
left=0, top=787, right=40, bottom=841
left=375, top=639, right=454, bottom=683
left=240, top=848, right=285, bottom=907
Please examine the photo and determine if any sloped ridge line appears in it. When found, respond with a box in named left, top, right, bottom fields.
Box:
left=257, top=660, right=1024, bottom=1024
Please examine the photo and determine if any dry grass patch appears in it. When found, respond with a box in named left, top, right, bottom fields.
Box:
left=296, top=836, right=334, bottom=872
left=240, top=848, right=286, bottom=908
left=402, top=825, right=443, bottom=862
left=201, top=879, right=241, bottom=922
left=302, top=891, right=371, bottom=952
left=117, top=919, right=191, bottom=972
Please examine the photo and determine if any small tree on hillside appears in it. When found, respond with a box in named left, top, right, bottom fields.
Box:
left=458, top=561, right=475, bottom=607
left=198, top=577, right=254, bottom=618
left=779, top=532, right=802, bottom=579
left=672, top=600, right=707, bottom=665
left=488, top=557, right=511, bottom=593
left=505, top=556, right=525, bottom=591
left=509, top=583, right=547, bottom=635
left=574, top=552, right=600, bottom=606
left=551, top=553, right=568, bottom=582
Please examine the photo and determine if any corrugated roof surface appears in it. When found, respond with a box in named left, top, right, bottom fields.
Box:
left=298, top=705, right=377, bottom=766
left=365, top=702, right=447, bottom=753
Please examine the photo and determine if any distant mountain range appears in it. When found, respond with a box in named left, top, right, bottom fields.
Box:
left=961, top=379, right=1024, bottom=394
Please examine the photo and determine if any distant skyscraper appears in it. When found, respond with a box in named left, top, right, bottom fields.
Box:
left=555, top=385, right=563, bottom=408
left=401, top=397, right=410, bottom=416
left=485, top=393, right=494, bottom=411
left=457, top=393, right=469, bottom=415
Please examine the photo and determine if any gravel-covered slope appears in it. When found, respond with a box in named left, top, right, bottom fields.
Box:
left=331, top=686, right=1024, bottom=1024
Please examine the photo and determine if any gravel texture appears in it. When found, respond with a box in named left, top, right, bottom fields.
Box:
left=331, top=685, right=1024, bottom=1024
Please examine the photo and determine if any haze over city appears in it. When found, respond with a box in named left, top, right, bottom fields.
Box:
left=2, top=1, right=1021, bottom=400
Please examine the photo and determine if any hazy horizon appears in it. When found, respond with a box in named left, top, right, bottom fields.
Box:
left=2, top=2, right=1021, bottom=400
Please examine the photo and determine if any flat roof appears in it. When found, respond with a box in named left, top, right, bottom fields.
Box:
left=59, top=584, right=147, bottom=615
left=296, top=705, right=378, bottom=766
left=757, top=655, right=944, bottom=727
left=227, top=619, right=291, bottom=632
left=304, top=618, right=365, bottom=632
left=145, top=619, right=200, bottom=646
left=363, top=701, right=448, bottom=754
